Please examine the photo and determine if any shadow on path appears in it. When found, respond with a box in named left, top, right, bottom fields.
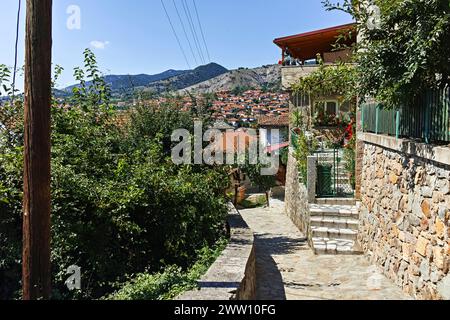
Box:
left=255, top=234, right=307, bottom=300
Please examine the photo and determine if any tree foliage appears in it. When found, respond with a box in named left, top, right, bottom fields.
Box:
left=0, top=49, right=229, bottom=300
left=323, top=0, right=450, bottom=108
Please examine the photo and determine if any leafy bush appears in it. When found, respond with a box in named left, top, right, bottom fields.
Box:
left=239, top=195, right=267, bottom=209
left=292, top=130, right=318, bottom=184
left=343, top=136, right=356, bottom=190
left=0, top=50, right=229, bottom=300
left=106, top=239, right=227, bottom=300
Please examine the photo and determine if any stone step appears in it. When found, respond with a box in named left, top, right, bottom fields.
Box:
left=315, top=198, right=356, bottom=206
left=311, top=226, right=358, bottom=241
left=309, top=204, right=358, bottom=218
left=312, top=237, right=363, bottom=255
left=310, top=216, right=359, bottom=230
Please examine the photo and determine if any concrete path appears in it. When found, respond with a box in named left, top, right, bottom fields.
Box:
left=239, top=199, right=412, bottom=300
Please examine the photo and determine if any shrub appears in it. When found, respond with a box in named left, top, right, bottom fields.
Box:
left=0, top=50, right=229, bottom=300
left=106, top=239, right=227, bottom=300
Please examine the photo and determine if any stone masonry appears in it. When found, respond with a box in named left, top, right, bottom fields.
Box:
left=359, top=140, right=450, bottom=300
left=284, top=151, right=310, bottom=234
left=178, top=204, right=256, bottom=300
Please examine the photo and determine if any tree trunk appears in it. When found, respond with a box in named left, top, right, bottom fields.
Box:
left=22, top=0, right=53, bottom=300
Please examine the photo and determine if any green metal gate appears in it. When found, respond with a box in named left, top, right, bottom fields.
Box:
left=316, top=148, right=354, bottom=198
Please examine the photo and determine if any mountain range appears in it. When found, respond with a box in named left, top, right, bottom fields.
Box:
left=60, top=62, right=282, bottom=98
left=180, top=64, right=281, bottom=94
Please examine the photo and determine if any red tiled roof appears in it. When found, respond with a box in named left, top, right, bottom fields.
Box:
left=258, top=114, right=289, bottom=127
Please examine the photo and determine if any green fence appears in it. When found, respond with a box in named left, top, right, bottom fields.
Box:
left=361, top=86, right=450, bottom=144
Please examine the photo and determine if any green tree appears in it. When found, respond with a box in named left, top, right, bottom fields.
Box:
left=323, top=0, right=450, bottom=108
left=238, top=155, right=277, bottom=207
left=0, top=50, right=229, bottom=300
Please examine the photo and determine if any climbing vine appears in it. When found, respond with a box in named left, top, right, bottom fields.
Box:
left=292, top=57, right=358, bottom=104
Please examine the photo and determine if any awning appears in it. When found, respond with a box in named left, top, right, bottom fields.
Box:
left=265, top=142, right=289, bottom=153
left=273, top=23, right=357, bottom=61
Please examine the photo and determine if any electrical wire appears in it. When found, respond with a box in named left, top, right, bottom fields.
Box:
left=181, top=0, right=205, bottom=64
left=12, top=0, right=21, bottom=102
left=172, top=0, right=198, bottom=66
left=161, top=0, right=191, bottom=69
left=192, top=0, right=211, bottom=62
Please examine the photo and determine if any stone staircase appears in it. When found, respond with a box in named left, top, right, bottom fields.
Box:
left=309, top=198, right=362, bottom=255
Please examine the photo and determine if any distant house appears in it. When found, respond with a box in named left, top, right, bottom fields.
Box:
left=258, top=114, right=289, bottom=149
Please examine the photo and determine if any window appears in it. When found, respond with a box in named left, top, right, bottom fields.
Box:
left=325, top=100, right=338, bottom=116
left=313, top=100, right=340, bottom=127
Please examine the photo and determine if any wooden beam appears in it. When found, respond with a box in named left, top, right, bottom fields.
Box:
left=22, top=0, right=53, bottom=300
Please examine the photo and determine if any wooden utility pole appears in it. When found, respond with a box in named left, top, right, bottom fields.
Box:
left=22, top=0, right=53, bottom=300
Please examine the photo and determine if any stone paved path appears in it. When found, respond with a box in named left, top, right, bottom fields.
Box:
left=239, top=199, right=412, bottom=300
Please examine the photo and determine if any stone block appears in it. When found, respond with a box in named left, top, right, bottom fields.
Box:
left=376, top=169, right=385, bottom=179
left=402, top=243, right=412, bottom=262
left=420, top=217, right=429, bottom=231
left=392, top=162, right=403, bottom=176
left=436, top=218, right=446, bottom=239
left=437, top=275, right=450, bottom=300
left=416, top=237, right=429, bottom=257
left=436, top=179, right=450, bottom=195
left=415, top=168, right=425, bottom=185
left=420, top=259, right=430, bottom=281
left=421, top=200, right=432, bottom=218
left=433, top=247, right=445, bottom=270
left=389, top=172, right=400, bottom=185
left=409, top=215, right=421, bottom=227
left=421, top=186, right=434, bottom=198
left=438, top=205, right=448, bottom=222
left=437, top=168, right=450, bottom=179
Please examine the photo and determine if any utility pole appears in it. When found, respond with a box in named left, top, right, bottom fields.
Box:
left=22, top=0, right=53, bottom=300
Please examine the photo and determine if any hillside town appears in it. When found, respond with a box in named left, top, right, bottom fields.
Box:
left=210, top=90, right=289, bottom=128
left=116, top=89, right=290, bottom=129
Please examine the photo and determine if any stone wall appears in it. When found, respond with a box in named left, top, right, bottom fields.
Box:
left=359, top=134, right=450, bottom=300
left=285, top=150, right=310, bottom=235
left=178, top=204, right=256, bottom=300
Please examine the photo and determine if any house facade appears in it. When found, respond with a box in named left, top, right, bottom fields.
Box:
left=274, top=23, right=358, bottom=236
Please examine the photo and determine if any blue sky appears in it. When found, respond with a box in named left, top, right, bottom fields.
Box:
left=0, top=0, right=352, bottom=90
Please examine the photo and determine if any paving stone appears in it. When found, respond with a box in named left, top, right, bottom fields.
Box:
left=239, top=199, right=412, bottom=300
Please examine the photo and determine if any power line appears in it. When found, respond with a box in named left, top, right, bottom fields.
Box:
left=12, top=0, right=21, bottom=102
left=172, top=0, right=198, bottom=66
left=192, top=0, right=211, bottom=62
left=181, top=0, right=205, bottom=65
left=161, top=0, right=191, bottom=69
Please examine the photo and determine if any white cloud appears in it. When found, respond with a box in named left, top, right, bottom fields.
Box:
left=90, top=40, right=110, bottom=50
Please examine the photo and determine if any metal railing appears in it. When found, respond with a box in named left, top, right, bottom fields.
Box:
left=361, top=86, right=450, bottom=144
